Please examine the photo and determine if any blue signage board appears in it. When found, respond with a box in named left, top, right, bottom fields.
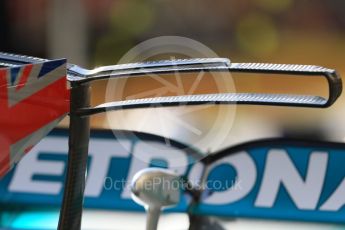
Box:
left=0, top=129, right=344, bottom=224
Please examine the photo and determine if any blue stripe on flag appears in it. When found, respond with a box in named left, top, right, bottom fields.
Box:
left=10, top=67, right=20, bottom=85
left=38, top=59, right=66, bottom=78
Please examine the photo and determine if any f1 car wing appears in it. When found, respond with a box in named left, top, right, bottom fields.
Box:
left=1, top=52, right=341, bottom=111
left=0, top=52, right=342, bottom=176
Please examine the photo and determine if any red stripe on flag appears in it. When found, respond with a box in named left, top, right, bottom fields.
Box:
left=0, top=69, right=11, bottom=176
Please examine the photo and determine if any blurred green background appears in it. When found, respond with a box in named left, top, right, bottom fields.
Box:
left=2, top=0, right=345, bottom=67
left=1, top=1, right=345, bottom=229
left=2, top=0, right=345, bottom=150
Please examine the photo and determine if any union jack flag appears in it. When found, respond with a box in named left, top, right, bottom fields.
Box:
left=0, top=59, right=69, bottom=176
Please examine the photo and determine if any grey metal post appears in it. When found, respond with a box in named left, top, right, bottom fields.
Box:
left=58, top=82, right=90, bottom=230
